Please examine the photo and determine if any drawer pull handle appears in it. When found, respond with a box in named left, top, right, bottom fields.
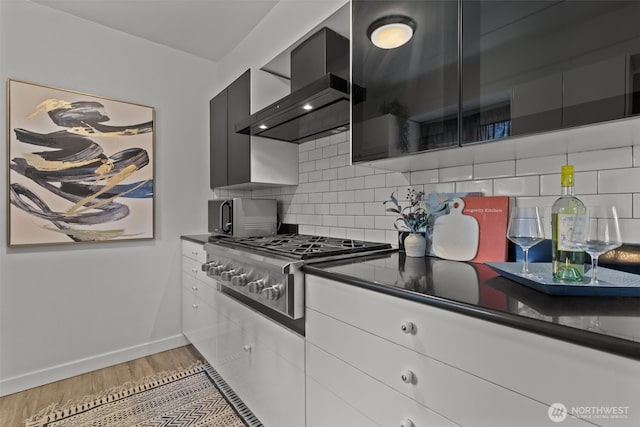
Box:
left=191, top=286, right=198, bottom=292
left=192, top=250, right=198, bottom=255
left=192, top=304, right=198, bottom=309
left=242, top=344, right=252, bottom=352
left=191, top=268, right=198, bottom=273
left=400, top=321, right=415, bottom=334
left=401, top=419, right=415, bottom=427
left=401, top=370, right=415, bottom=384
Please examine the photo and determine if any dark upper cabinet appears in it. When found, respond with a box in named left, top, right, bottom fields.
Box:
left=210, top=70, right=251, bottom=189
left=462, top=0, right=640, bottom=145
left=351, top=0, right=459, bottom=163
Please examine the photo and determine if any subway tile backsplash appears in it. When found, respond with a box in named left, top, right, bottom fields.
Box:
left=246, top=132, right=640, bottom=245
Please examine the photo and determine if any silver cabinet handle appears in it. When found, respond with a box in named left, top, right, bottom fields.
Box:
left=401, top=321, right=415, bottom=334
left=192, top=303, right=198, bottom=309
left=242, top=344, right=252, bottom=352
left=191, top=250, right=198, bottom=255
left=191, top=268, right=198, bottom=273
left=191, top=286, right=198, bottom=292
left=401, top=369, right=415, bottom=384
left=401, top=419, right=415, bottom=427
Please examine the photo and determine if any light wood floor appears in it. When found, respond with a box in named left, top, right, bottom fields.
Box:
left=0, top=345, right=204, bottom=427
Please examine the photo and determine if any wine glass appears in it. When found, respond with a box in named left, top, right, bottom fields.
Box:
left=507, top=206, right=545, bottom=276
left=571, top=206, right=622, bottom=284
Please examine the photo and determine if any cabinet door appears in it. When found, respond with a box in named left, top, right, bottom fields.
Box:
left=462, top=0, right=640, bottom=144
left=226, top=70, right=251, bottom=186
left=351, top=0, right=459, bottom=163
left=210, top=89, right=228, bottom=189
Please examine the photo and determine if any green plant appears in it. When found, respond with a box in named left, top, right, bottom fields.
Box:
left=383, top=189, right=430, bottom=233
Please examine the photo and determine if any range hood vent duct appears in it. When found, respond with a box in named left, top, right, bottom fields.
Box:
left=236, top=28, right=350, bottom=144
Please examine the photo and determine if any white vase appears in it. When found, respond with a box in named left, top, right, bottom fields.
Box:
left=404, top=233, right=426, bottom=257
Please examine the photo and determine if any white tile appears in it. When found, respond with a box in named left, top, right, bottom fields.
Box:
left=338, top=216, right=355, bottom=228
left=516, top=155, right=566, bottom=176
left=493, top=176, right=538, bottom=196
left=330, top=131, right=348, bottom=145
left=635, top=194, right=640, bottom=218
left=292, top=193, right=308, bottom=204
left=355, top=189, right=375, bottom=202
left=363, top=201, right=385, bottom=216
left=337, top=166, right=355, bottom=179
left=323, top=168, right=338, bottom=181
left=330, top=155, right=348, bottom=169
left=322, top=215, right=338, bottom=227
left=308, top=171, right=323, bottom=182
left=575, top=171, right=597, bottom=195
left=569, top=147, right=633, bottom=171
left=315, top=135, right=332, bottom=148
left=308, top=148, right=323, bottom=161
left=315, top=158, right=331, bottom=170
left=385, top=172, right=410, bottom=187
left=301, top=161, right=315, bottom=173
left=619, top=219, right=640, bottom=244
left=423, top=182, right=456, bottom=194
left=365, top=174, right=386, bottom=188
left=578, top=194, right=633, bottom=218
left=634, top=146, right=640, bottom=167
left=330, top=179, right=346, bottom=192
left=300, top=141, right=315, bottom=152
left=338, top=141, right=350, bottom=155
left=357, top=216, right=375, bottom=228
left=375, top=187, right=397, bottom=202
left=346, top=203, right=365, bottom=215
left=385, top=230, right=399, bottom=245
left=299, top=225, right=315, bottom=234
left=329, top=227, right=347, bottom=238
left=346, top=177, right=365, bottom=190
left=323, top=144, right=338, bottom=158
left=281, top=213, right=297, bottom=224
left=345, top=228, right=365, bottom=240
left=323, top=192, right=338, bottom=204
left=456, top=180, right=494, bottom=195
left=315, top=225, right=331, bottom=236
left=299, top=151, right=309, bottom=162
left=440, top=165, right=473, bottom=182
left=330, top=204, right=346, bottom=215
left=301, top=204, right=315, bottom=214
left=315, top=181, right=330, bottom=192
left=598, top=168, right=640, bottom=193
left=315, top=204, right=330, bottom=215
left=374, top=216, right=395, bottom=230
left=473, top=161, right=515, bottom=179
left=354, top=165, right=376, bottom=177
left=539, top=174, right=559, bottom=196
left=364, top=229, right=387, bottom=243
left=308, top=192, right=323, bottom=203
left=410, top=169, right=438, bottom=185
left=338, top=190, right=356, bottom=203
left=298, top=172, right=309, bottom=184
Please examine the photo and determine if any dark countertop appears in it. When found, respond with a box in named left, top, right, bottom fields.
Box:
left=181, top=234, right=210, bottom=245
left=303, top=251, right=640, bottom=361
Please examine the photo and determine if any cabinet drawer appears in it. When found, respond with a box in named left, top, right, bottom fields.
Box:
left=182, top=256, right=208, bottom=282
left=183, top=272, right=216, bottom=307
left=182, top=240, right=206, bottom=263
left=306, top=376, right=378, bottom=427
left=307, top=342, right=457, bottom=427
left=306, top=275, right=640, bottom=423
left=182, top=289, right=215, bottom=350
left=307, top=309, right=590, bottom=427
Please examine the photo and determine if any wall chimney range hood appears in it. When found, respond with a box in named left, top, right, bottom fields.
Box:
left=235, top=27, right=350, bottom=144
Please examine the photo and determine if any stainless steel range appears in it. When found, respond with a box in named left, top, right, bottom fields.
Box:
left=202, top=233, right=393, bottom=332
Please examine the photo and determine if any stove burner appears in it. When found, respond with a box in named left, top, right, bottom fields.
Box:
left=341, top=240, right=365, bottom=248
left=298, top=243, right=324, bottom=249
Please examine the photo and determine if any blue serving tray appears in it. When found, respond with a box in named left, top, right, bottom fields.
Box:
left=485, top=262, right=640, bottom=297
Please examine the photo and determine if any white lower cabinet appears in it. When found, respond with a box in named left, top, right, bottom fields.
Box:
left=181, top=240, right=305, bottom=427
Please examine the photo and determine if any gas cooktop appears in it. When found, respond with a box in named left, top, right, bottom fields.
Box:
left=208, top=233, right=393, bottom=260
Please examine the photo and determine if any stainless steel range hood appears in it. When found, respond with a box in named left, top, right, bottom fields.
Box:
left=235, top=27, right=350, bottom=144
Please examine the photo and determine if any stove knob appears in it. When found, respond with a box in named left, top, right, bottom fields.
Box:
left=209, top=265, right=225, bottom=277
left=247, top=279, right=265, bottom=293
left=262, top=284, right=283, bottom=301
left=201, top=261, right=218, bottom=272
left=231, top=274, right=247, bottom=286
left=220, top=269, right=237, bottom=281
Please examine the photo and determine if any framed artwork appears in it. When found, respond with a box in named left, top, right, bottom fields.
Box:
left=7, top=79, right=155, bottom=246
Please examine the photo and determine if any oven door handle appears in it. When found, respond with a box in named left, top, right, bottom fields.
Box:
left=220, top=199, right=232, bottom=234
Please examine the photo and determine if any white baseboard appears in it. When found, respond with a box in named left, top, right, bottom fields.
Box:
left=0, top=334, right=189, bottom=397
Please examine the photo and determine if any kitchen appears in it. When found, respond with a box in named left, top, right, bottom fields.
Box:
left=1, top=0, right=640, bottom=426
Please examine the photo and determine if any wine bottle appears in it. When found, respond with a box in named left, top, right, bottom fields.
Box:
left=552, top=165, right=585, bottom=281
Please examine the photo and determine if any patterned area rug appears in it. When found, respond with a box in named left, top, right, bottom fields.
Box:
left=25, top=363, right=261, bottom=427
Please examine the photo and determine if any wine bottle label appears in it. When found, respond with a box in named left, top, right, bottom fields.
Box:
left=557, top=213, right=582, bottom=251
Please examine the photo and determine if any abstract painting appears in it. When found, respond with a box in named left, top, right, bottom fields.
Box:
left=7, top=79, right=155, bottom=246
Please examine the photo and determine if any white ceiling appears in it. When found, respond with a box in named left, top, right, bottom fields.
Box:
left=31, top=0, right=281, bottom=62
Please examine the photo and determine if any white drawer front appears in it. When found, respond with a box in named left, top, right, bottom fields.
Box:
left=306, top=275, right=640, bottom=426
left=182, top=255, right=208, bottom=281
left=307, top=309, right=591, bottom=427
left=183, top=272, right=216, bottom=307
left=306, top=377, right=378, bottom=427
left=182, top=289, right=215, bottom=350
left=307, top=342, right=458, bottom=427
left=182, top=240, right=206, bottom=263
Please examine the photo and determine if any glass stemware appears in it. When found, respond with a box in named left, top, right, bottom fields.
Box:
left=571, top=206, right=622, bottom=284
left=507, top=206, right=545, bottom=275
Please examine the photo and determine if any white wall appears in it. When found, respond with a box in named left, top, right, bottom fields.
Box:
left=0, top=0, right=217, bottom=395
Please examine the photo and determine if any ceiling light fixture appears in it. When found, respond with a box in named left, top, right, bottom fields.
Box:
left=302, top=104, right=313, bottom=111
left=259, top=124, right=268, bottom=130
left=367, top=15, right=416, bottom=49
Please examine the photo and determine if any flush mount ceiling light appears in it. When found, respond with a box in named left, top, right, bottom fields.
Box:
left=302, top=104, right=313, bottom=111
left=259, top=124, right=268, bottom=130
left=367, top=15, right=416, bottom=49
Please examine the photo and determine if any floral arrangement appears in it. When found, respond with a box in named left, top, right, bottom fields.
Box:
left=383, top=188, right=430, bottom=233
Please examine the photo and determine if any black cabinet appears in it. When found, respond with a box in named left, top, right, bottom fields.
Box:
left=352, top=0, right=640, bottom=162
left=351, top=0, right=459, bottom=163
left=210, top=70, right=251, bottom=189
left=461, top=0, right=640, bottom=145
